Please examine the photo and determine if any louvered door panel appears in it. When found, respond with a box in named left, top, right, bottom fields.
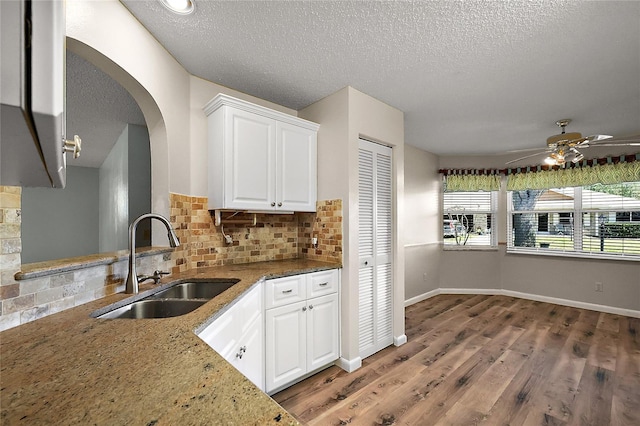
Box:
left=358, top=265, right=374, bottom=351
left=376, top=263, right=393, bottom=344
left=358, top=149, right=374, bottom=259
left=358, top=146, right=375, bottom=354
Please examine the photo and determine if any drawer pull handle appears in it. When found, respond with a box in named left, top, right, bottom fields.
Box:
left=319, top=282, right=328, bottom=287
left=282, top=289, right=293, bottom=294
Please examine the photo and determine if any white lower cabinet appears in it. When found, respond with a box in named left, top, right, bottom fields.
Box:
left=265, top=301, right=307, bottom=391
left=265, top=269, right=340, bottom=394
left=197, top=283, right=264, bottom=391
left=197, top=269, right=340, bottom=395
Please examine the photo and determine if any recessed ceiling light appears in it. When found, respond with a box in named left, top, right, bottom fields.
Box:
left=160, top=0, right=195, bottom=15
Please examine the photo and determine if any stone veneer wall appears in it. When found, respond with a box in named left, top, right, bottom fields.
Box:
left=0, top=188, right=342, bottom=331
left=170, top=194, right=342, bottom=272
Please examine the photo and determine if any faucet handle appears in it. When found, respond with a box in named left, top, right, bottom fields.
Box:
left=151, top=270, right=170, bottom=284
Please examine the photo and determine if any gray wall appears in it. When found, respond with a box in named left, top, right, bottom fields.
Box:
left=403, top=145, right=441, bottom=301
left=128, top=124, right=151, bottom=247
left=21, top=166, right=99, bottom=263
left=99, top=125, right=129, bottom=252
left=98, top=123, right=151, bottom=253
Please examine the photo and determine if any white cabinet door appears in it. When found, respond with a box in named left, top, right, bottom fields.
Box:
left=198, top=307, right=238, bottom=361
left=234, top=314, right=264, bottom=390
left=276, top=121, right=317, bottom=212
left=222, top=107, right=276, bottom=210
left=197, top=284, right=264, bottom=391
left=307, top=293, right=339, bottom=372
left=265, top=301, right=307, bottom=393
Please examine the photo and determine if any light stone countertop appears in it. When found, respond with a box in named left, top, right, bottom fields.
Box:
left=0, top=259, right=341, bottom=425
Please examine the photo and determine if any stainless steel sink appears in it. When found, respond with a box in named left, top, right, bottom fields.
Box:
left=97, top=299, right=206, bottom=319
left=93, top=279, right=240, bottom=319
left=148, top=280, right=238, bottom=300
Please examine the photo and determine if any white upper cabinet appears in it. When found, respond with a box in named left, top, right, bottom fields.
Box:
left=204, top=94, right=319, bottom=212
left=1, top=0, right=70, bottom=188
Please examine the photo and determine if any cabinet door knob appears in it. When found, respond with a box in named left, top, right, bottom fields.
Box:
left=278, top=202, right=282, bottom=207
left=302, top=306, right=307, bottom=312
left=63, top=135, right=82, bottom=159
left=308, top=305, right=314, bottom=310
left=235, top=346, right=247, bottom=359
left=271, top=202, right=276, bottom=207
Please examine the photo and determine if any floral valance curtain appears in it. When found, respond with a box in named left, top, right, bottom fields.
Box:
left=506, top=159, right=640, bottom=191
left=441, top=170, right=501, bottom=192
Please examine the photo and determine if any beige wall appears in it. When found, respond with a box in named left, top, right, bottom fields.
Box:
left=403, top=145, right=441, bottom=300
left=300, top=87, right=405, bottom=369
left=67, top=0, right=301, bottom=203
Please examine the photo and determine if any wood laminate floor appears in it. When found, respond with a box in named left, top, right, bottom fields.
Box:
left=272, top=294, right=640, bottom=425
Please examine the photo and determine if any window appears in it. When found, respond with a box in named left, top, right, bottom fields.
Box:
left=507, top=181, right=640, bottom=259
left=443, top=191, right=497, bottom=247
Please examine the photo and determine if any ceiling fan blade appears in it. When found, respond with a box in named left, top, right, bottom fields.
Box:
left=505, top=151, right=549, bottom=164
left=586, top=134, right=613, bottom=142
left=582, top=142, right=640, bottom=147
left=505, top=146, right=550, bottom=154
left=579, top=135, right=640, bottom=148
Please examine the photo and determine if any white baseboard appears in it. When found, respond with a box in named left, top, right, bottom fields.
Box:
left=337, top=356, right=362, bottom=373
left=394, top=334, right=407, bottom=346
left=406, top=287, right=640, bottom=318
left=404, top=289, right=440, bottom=307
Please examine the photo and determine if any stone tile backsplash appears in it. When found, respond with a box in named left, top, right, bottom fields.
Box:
left=0, top=187, right=342, bottom=331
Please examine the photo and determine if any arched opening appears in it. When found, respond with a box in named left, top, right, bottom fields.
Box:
left=66, top=38, right=170, bottom=244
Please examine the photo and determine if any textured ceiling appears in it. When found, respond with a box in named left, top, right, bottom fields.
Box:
left=66, top=51, right=145, bottom=168
left=118, top=0, right=640, bottom=157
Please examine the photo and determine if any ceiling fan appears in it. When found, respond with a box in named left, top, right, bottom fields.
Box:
left=506, top=119, right=640, bottom=166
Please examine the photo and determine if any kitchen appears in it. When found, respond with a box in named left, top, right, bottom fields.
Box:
left=1, top=0, right=404, bottom=422
left=1, top=0, right=639, bottom=424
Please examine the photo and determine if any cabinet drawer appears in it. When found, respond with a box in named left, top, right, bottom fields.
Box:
left=307, top=269, right=339, bottom=298
left=265, top=274, right=306, bottom=309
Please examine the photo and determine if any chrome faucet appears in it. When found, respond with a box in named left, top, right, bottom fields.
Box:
left=125, top=213, right=180, bottom=294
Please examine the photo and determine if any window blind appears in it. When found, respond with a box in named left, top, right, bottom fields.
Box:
left=508, top=181, right=640, bottom=259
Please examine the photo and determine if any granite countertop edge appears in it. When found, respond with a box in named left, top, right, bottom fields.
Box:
left=0, top=258, right=341, bottom=425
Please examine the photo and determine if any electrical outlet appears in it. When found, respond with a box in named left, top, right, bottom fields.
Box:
left=595, top=282, right=603, bottom=292
left=423, top=272, right=428, bottom=282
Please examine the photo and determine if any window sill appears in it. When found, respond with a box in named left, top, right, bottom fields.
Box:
left=506, top=248, right=640, bottom=262
left=443, top=245, right=499, bottom=251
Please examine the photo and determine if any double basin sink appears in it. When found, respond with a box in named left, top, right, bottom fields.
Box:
left=95, top=279, right=239, bottom=319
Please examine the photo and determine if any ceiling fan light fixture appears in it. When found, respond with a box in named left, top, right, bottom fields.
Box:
left=571, top=150, right=584, bottom=163
left=159, top=0, right=195, bottom=15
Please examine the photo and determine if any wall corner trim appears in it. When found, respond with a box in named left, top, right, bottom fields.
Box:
left=393, top=334, right=407, bottom=346
left=337, top=356, right=362, bottom=373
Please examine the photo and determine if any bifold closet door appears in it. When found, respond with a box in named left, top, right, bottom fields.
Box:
left=358, top=139, right=393, bottom=359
